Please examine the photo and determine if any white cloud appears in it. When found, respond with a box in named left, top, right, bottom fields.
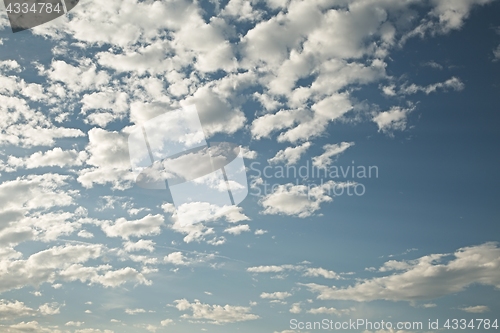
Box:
left=75, top=329, right=114, bottom=333
left=77, top=128, right=135, bottom=190
left=0, top=174, right=82, bottom=245
left=81, top=90, right=129, bottom=127
left=312, top=142, right=354, bottom=169
left=100, top=214, right=164, bottom=240
left=248, top=265, right=293, bottom=273
left=373, top=106, right=413, bottom=134
left=164, top=252, right=189, bottom=266
left=164, top=251, right=215, bottom=267
left=38, top=303, right=61, bottom=315
left=401, top=0, right=495, bottom=44
left=60, top=264, right=151, bottom=288
left=269, top=142, right=312, bottom=165
left=181, top=87, right=246, bottom=137
left=248, top=263, right=340, bottom=280
left=430, top=0, right=494, bottom=33
left=66, top=321, right=84, bottom=327
left=0, top=320, right=74, bottom=333
left=78, top=230, right=95, bottom=239
left=125, top=308, right=146, bottom=315
left=260, top=181, right=353, bottom=217
left=163, top=202, right=249, bottom=244
left=123, top=240, right=155, bottom=253
left=251, top=109, right=305, bottom=140
left=160, top=319, right=174, bottom=326
left=260, top=291, right=292, bottom=300
left=422, top=61, right=444, bottom=69
left=460, top=305, right=490, bottom=313
left=494, top=44, right=500, bottom=60
left=397, top=77, right=465, bottom=95
left=307, top=306, right=352, bottom=316
left=224, top=224, right=251, bottom=235
left=175, top=299, right=259, bottom=324
left=302, top=242, right=500, bottom=302
left=0, top=60, right=20, bottom=71
left=0, top=300, right=35, bottom=320
left=0, top=244, right=101, bottom=293
left=7, top=147, right=87, bottom=170
left=289, top=303, right=302, bottom=314
left=0, top=94, right=84, bottom=148
left=42, top=60, right=110, bottom=93
left=303, top=268, right=340, bottom=279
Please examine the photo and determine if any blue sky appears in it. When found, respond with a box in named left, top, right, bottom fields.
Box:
left=0, top=0, right=500, bottom=332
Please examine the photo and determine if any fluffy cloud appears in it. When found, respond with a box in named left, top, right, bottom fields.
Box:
left=100, top=214, right=164, bottom=240
left=0, top=174, right=81, bottom=245
left=122, top=240, right=155, bottom=253
left=302, top=242, right=500, bottom=302
left=372, top=106, right=414, bottom=134
left=0, top=94, right=84, bottom=148
left=260, top=291, right=292, bottom=300
left=77, top=128, right=135, bottom=190
left=260, top=181, right=353, bottom=217
left=163, top=251, right=215, bottom=267
left=0, top=244, right=101, bottom=292
left=312, top=142, right=354, bottom=169
left=303, top=268, right=340, bottom=279
left=268, top=142, right=312, bottom=165
left=0, top=321, right=71, bottom=333
left=59, top=264, right=151, bottom=288
left=6, top=148, right=87, bottom=170
left=174, top=299, right=259, bottom=324
left=224, top=224, right=251, bottom=235
left=163, top=202, right=249, bottom=244
left=125, top=308, right=146, bottom=315
left=0, top=300, right=35, bottom=320
left=164, top=252, right=189, bottom=266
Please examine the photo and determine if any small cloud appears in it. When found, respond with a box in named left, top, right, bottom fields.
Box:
left=65, top=321, right=84, bottom=327
left=224, top=224, right=251, bottom=235
left=125, top=308, right=146, bottom=315
left=290, top=303, right=302, bottom=314
left=373, top=106, right=413, bottom=135
left=164, top=252, right=188, bottom=266
left=423, top=303, right=437, bottom=308
left=460, top=305, right=490, bottom=313
left=268, top=142, right=311, bottom=165
left=78, top=230, right=94, bottom=239
left=307, top=306, right=352, bottom=316
left=161, top=319, right=174, bottom=326
left=260, top=291, right=292, bottom=300
left=422, top=61, right=443, bottom=70
left=39, top=303, right=61, bottom=315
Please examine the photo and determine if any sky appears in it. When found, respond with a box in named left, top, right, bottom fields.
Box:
left=0, top=0, right=500, bottom=332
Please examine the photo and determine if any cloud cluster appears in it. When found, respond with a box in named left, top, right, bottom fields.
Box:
left=174, top=299, right=259, bottom=324
left=302, top=242, right=500, bottom=302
